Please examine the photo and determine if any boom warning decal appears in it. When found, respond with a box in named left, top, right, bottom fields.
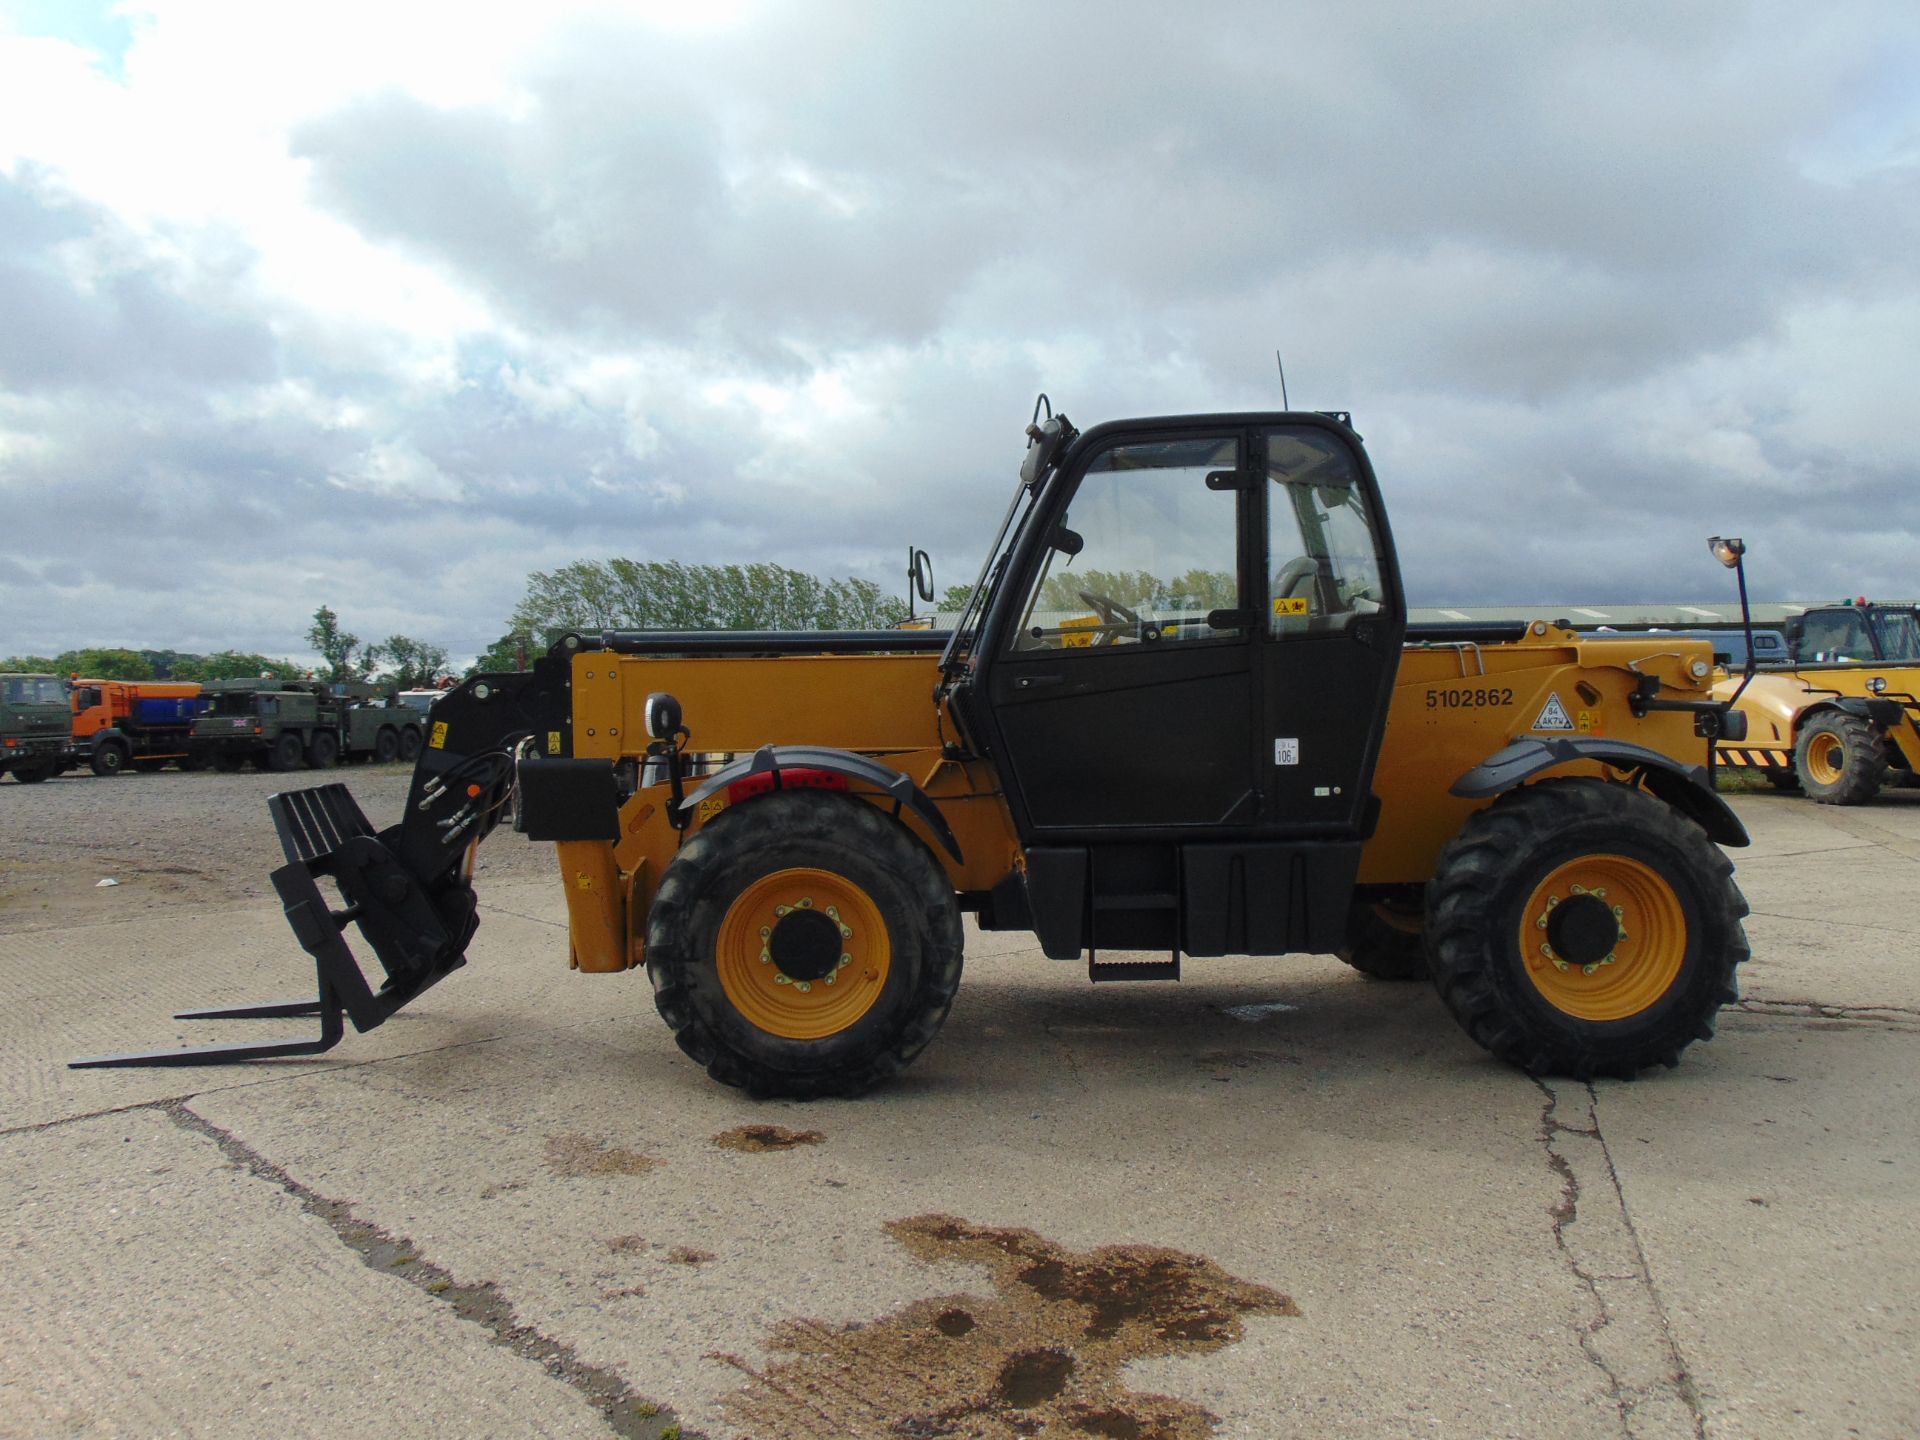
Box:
left=1532, top=694, right=1575, bottom=731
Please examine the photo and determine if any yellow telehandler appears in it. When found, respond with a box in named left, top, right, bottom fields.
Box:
left=78, top=404, right=1755, bottom=1094
left=1713, top=600, right=1920, bottom=803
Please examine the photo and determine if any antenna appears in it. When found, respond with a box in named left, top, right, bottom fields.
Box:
left=1275, top=350, right=1290, bottom=410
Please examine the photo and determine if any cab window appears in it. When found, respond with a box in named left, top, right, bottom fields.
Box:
left=1799, top=611, right=1872, bottom=661
left=1266, top=429, right=1387, bottom=636
left=1010, top=435, right=1242, bottom=652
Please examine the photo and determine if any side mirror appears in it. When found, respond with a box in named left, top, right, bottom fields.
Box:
left=1048, top=524, right=1085, bottom=557
left=1707, top=535, right=1745, bottom=569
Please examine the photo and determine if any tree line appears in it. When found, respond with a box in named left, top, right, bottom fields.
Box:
left=7, top=559, right=946, bottom=683
left=3, top=607, right=452, bottom=686
left=468, top=559, right=920, bottom=670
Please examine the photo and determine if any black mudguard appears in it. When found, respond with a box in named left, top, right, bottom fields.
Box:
left=1451, top=736, right=1750, bottom=848
left=679, top=744, right=963, bottom=862
left=1829, top=696, right=1909, bottom=729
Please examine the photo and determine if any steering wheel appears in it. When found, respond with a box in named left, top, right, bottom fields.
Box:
left=1076, top=589, right=1142, bottom=645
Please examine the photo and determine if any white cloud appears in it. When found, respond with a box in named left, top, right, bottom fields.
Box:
left=2, top=0, right=1919, bottom=669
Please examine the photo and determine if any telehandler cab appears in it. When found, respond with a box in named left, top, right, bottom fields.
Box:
left=76, top=404, right=1754, bottom=1095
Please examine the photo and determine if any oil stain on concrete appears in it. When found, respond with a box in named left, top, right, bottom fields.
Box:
left=713, top=1123, right=825, bottom=1152
left=715, top=1213, right=1298, bottom=1438
left=543, top=1133, right=660, bottom=1177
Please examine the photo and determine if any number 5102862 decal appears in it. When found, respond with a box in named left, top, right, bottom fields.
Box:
left=1425, top=686, right=1514, bottom=710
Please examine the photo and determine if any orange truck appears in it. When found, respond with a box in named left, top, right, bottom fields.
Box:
left=69, top=678, right=209, bottom=776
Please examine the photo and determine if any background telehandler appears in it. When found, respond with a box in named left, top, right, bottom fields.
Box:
left=1713, top=599, right=1920, bottom=803
left=78, top=404, right=1754, bottom=1095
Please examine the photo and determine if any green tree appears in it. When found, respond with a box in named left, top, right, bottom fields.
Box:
left=368, top=635, right=450, bottom=689
left=1, top=654, right=59, bottom=673
left=507, top=560, right=910, bottom=636
left=307, top=605, right=366, bottom=683
left=1036, top=567, right=1235, bottom=614
left=467, top=631, right=538, bottom=676
left=55, top=648, right=155, bottom=680
left=173, top=651, right=306, bottom=682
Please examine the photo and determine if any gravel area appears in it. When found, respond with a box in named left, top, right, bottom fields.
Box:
left=0, top=763, right=554, bottom=934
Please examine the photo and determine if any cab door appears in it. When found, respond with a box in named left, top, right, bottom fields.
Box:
left=984, top=427, right=1256, bottom=834
left=1257, top=424, right=1404, bottom=836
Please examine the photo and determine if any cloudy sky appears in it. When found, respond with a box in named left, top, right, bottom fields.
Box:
left=2, top=1, right=1917, bottom=667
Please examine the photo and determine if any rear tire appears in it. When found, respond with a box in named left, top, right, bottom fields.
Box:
left=1794, top=712, right=1888, bottom=804
left=1426, top=778, right=1748, bottom=1079
left=211, top=750, right=245, bottom=772
left=398, top=726, right=422, bottom=761
left=306, top=730, right=339, bottom=769
left=90, top=741, right=130, bottom=778
left=374, top=727, right=400, bottom=764
left=1336, top=894, right=1430, bottom=981
left=647, top=791, right=964, bottom=1098
left=267, top=733, right=305, bottom=772
left=1761, top=768, right=1801, bottom=791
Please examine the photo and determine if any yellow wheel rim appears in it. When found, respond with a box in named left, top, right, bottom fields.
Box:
left=715, top=867, right=892, bottom=1039
left=1519, top=854, right=1686, bottom=1021
left=1803, top=732, right=1844, bottom=786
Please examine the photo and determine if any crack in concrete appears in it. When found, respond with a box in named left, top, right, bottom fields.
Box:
left=1038, top=1015, right=1090, bottom=1093
left=158, top=1100, right=696, bottom=1440
left=1743, top=906, right=1920, bottom=936
left=1734, top=998, right=1920, bottom=1026
left=1793, top=807, right=1920, bottom=863
left=1535, top=1080, right=1706, bottom=1440
left=476, top=901, right=568, bottom=929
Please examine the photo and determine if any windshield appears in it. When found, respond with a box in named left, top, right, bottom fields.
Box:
left=938, top=476, right=1043, bottom=677
left=3, top=677, right=66, bottom=706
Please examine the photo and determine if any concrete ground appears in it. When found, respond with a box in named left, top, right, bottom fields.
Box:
left=2, top=791, right=1915, bottom=1439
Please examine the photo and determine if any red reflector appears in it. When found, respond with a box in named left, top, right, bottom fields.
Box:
left=726, top=767, right=850, bottom=804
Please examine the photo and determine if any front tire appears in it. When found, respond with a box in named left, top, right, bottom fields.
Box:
left=1795, top=712, right=1888, bottom=804
left=305, top=730, right=339, bottom=769
left=12, top=763, right=52, bottom=784
left=647, top=791, right=963, bottom=1098
left=1426, top=778, right=1748, bottom=1079
left=90, top=742, right=130, bottom=778
left=398, top=726, right=423, bottom=761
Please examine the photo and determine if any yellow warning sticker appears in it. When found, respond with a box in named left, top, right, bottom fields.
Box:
left=696, top=796, right=728, bottom=824
left=1272, top=596, right=1310, bottom=616
left=429, top=721, right=449, bottom=750
left=546, top=731, right=561, bottom=755
left=1577, top=709, right=1605, bottom=735
left=1060, top=615, right=1101, bottom=648
left=574, top=873, right=595, bottom=891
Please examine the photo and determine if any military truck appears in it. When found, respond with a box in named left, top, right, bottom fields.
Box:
left=0, top=672, right=71, bottom=784
left=330, top=682, right=429, bottom=764
left=69, top=678, right=210, bottom=775
left=190, top=679, right=424, bottom=771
